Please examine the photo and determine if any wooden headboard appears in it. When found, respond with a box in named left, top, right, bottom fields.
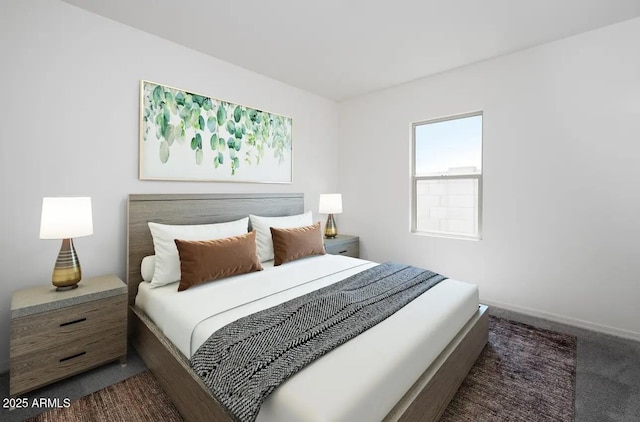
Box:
left=126, top=193, right=304, bottom=306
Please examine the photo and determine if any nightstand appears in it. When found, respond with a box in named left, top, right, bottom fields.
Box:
left=10, top=275, right=127, bottom=396
left=324, top=234, right=359, bottom=258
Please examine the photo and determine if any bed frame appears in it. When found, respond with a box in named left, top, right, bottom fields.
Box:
left=127, top=193, right=488, bottom=422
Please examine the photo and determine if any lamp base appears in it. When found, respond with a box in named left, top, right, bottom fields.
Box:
left=52, top=238, right=82, bottom=291
left=324, top=214, right=338, bottom=239
left=56, top=284, right=79, bottom=292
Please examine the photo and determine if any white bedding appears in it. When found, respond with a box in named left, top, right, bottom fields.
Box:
left=135, top=254, right=479, bottom=422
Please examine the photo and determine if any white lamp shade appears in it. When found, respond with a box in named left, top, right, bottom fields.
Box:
left=40, top=197, right=94, bottom=239
left=319, top=194, right=343, bottom=214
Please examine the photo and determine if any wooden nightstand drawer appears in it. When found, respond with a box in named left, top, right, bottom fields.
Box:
left=324, top=235, right=360, bottom=258
left=10, top=326, right=126, bottom=396
left=10, top=275, right=128, bottom=396
left=10, top=294, right=126, bottom=356
left=326, top=242, right=359, bottom=257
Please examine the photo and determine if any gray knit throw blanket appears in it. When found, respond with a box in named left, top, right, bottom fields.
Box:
left=191, top=262, right=446, bottom=422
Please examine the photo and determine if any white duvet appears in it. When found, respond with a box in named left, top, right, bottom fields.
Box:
left=136, top=254, right=479, bottom=422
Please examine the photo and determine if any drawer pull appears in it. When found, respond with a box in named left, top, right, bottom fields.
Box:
left=60, top=318, right=87, bottom=327
left=60, top=351, right=86, bottom=363
left=338, top=250, right=348, bottom=254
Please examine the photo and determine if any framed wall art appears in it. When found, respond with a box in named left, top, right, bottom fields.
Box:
left=139, top=80, right=292, bottom=183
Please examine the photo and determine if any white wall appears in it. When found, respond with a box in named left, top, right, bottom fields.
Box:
left=339, top=18, right=640, bottom=339
left=0, top=0, right=339, bottom=372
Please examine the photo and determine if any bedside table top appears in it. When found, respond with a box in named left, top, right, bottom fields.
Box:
left=324, top=234, right=358, bottom=243
left=11, top=275, right=126, bottom=319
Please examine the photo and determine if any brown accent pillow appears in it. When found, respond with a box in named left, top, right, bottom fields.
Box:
left=270, top=222, right=326, bottom=266
left=174, top=231, right=263, bottom=291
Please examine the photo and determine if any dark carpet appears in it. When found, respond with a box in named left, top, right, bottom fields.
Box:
left=28, top=316, right=576, bottom=421
left=25, top=371, right=181, bottom=422
left=440, top=316, right=576, bottom=421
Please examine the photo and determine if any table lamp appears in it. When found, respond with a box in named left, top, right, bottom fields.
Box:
left=40, top=197, right=93, bottom=291
left=319, top=194, right=342, bottom=238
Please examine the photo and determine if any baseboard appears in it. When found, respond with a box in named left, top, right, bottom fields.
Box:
left=481, top=298, right=640, bottom=342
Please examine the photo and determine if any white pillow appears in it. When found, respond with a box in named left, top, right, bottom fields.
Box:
left=249, top=212, right=312, bottom=262
left=140, top=255, right=156, bottom=282
left=148, top=217, right=249, bottom=287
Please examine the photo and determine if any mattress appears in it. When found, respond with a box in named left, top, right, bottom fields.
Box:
left=135, top=254, right=479, bottom=422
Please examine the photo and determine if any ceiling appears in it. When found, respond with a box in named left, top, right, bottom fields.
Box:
left=63, top=0, right=640, bottom=101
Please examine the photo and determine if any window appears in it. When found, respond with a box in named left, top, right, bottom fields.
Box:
left=412, top=112, right=482, bottom=239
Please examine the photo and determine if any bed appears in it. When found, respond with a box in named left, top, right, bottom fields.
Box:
left=127, top=193, right=488, bottom=422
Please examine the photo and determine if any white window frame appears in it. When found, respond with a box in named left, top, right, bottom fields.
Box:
left=411, top=111, right=483, bottom=240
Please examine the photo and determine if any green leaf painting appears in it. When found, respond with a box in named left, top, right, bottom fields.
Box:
left=140, top=81, right=292, bottom=182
